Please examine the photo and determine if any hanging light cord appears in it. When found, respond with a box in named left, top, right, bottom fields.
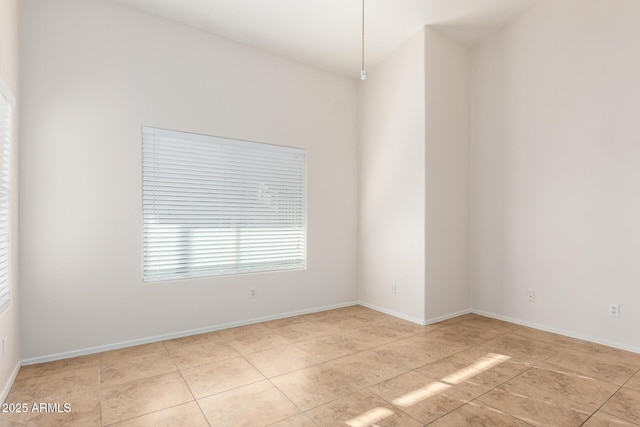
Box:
left=361, top=0, right=366, bottom=80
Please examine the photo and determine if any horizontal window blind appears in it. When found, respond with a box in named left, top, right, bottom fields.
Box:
left=142, top=127, right=307, bottom=281
left=0, top=80, right=13, bottom=314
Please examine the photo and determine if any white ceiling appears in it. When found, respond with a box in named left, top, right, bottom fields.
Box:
left=112, top=0, right=541, bottom=78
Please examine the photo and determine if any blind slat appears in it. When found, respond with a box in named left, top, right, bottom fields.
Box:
left=0, top=85, right=12, bottom=313
left=143, top=127, right=306, bottom=282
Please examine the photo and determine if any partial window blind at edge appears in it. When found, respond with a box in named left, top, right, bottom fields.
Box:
left=0, top=82, right=13, bottom=314
left=142, top=127, right=307, bottom=282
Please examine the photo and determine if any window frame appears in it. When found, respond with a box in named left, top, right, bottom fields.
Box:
left=0, top=77, right=14, bottom=314
left=142, top=126, right=308, bottom=283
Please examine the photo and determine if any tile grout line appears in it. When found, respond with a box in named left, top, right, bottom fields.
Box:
left=9, top=309, right=640, bottom=426
left=578, top=365, right=640, bottom=426
left=169, top=341, right=213, bottom=427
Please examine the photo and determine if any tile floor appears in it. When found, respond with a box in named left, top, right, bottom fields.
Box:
left=2, top=305, right=640, bottom=426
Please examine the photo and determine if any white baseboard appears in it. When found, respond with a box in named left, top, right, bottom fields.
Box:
left=22, top=301, right=359, bottom=366
left=357, top=302, right=472, bottom=326
left=472, top=308, right=640, bottom=355
left=424, top=309, right=472, bottom=325
left=1, top=360, right=21, bottom=403
left=21, top=302, right=640, bottom=367
left=357, top=301, right=426, bottom=325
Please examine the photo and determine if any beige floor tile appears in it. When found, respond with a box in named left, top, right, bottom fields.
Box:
left=270, top=363, right=361, bottom=411
left=302, top=310, right=371, bottom=331
left=517, top=363, right=619, bottom=410
left=368, top=371, right=468, bottom=424
left=418, top=324, right=488, bottom=346
left=478, top=377, right=593, bottom=426
left=626, top=370, right=640, bottom=391
left=100, top=351, right=177, bottom=387
left=300, top=310, right=342, bottom=321
left=428, top=401, right=530, bottom=427
left=415, top=354, right=532, bottom=399
left=198, top=380, right=300, bottom=426
left=7, top=365, right=99, bottom=402
left=570, top=342, right=640, bottom=368
left=101, top=372, right=193, bottom=425
left=435, top=322, right=506, bottom=342
left=163, top=330, right=227, bottom=350
left=306, top=389, right=421, bottom=427
left=408, top=328, right=481, bottom=355
left=330, top=348, right=411, bottom=387
left=454, top=344, right=540, bottom=366
left=295, top=333, right=368, bottom=362
left=454, top=316, right=518, bottom=334
left=341, top=325, right=408, bottom=349
left=214, top=323, right=270, bottom=342
left=245, top=344, right=318, bottom=378
left=481, top=334, right=559, bottom=361
left=308, top=315, right=371, bottom=332
left=99, top=342, right=168, bottom=364
left=267, top=413, right=318, bottom=427
left=545, top=349, right=638, bottom=385
left=228, top=329, right=291, bottom=355
left=16, top=354, right=101, bottom=380
left=262, top=315, right=307, bottom=329
left=269, top=321, right=336, bottom=343
left=407, top=334, right=471, bottom=357
left=583, top=411, right=640, bottom=426
left=168, top=341, right=239, bottom=370
left=6, top=308, right=640, bottom=427
left=180, top=356, right=264, bottom=399
left=512, top=326, right=585, bottom=349
left=373, top=317, right=435, bottom=337
left=108, top=402, right=208, bottom=427
left=335, top=305, right=393, bottom=323
left=1, top=392, right=101, bottom=427
left=601, top=387, right=640, bottom=424
left=375, top=339, right=453, bottom=370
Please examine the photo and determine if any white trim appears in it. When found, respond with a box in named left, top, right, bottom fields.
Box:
left=357, top=301, right=426, bottom=325
left=0, top=79, right=13, bottom=316
left=20, top=303, right=640, bottom=366
left=424, top=308, right=473, bottom=325
left=141, top=126, right=307, bottom=282
left=142, top=126, right=306, bottom=155
left=0, top=360, right=20, bottom=404
left=471, top=308, right=640, bottom=355
left=22, top=301, right=359, bottom=365
left=0, top=78, right=15, bottom=106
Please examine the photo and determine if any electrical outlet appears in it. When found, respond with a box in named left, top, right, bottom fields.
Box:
left=527, top=291, right=535, bottom=303
left=391, top=283, right=397, bottom=294
left=250, top=288, right=257, bottom=299
left=609, top=304, right=620, bottom=317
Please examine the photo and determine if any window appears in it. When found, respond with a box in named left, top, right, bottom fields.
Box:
left=142, top=127, right=307, bottom=282
left=0, top=79, right=14, bottom=314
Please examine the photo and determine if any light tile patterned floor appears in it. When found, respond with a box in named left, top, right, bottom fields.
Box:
left=3, top=306, right=640, bottom=426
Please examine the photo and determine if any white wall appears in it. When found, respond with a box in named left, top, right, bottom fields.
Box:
left=358, top=29, right=426, bottom=322
left=0, top=0, right=21, bottom=400
left=471, top=0, right=640, bottom=351
left=359, top=27, right=471, bottom=324
left=19, top=0, right=359, bottom=360
left=424, top=28, right=471, bottom=322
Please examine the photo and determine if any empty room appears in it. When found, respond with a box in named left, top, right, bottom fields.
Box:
left=1, top=0, right=639, bottom=425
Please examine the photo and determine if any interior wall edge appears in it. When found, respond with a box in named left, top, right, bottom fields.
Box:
left=0, top=360, right=20, bottom=404
left=357, top=300, right=429, bottom=326
left=424, top=308, right=473, bottom=326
